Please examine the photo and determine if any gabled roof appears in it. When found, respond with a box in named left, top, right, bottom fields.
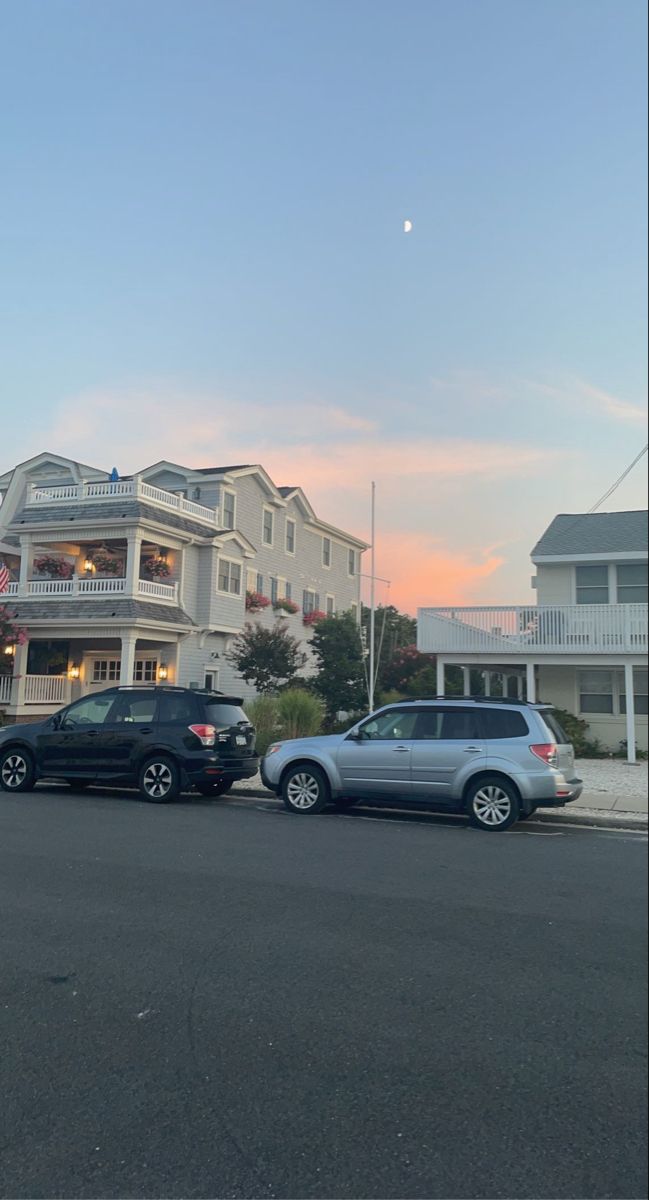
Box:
left=195, top=464, right=254, bottom=475
left=0, top=451, right=107, bottom=489
left=532, top=510, right=648, bottom=558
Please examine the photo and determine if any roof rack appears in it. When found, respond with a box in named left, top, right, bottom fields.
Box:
left=404, top=696, right=535, bottom=707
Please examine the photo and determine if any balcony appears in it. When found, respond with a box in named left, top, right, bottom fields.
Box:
left=417, top=604, right=648, bottom=656
left=5, top=577, right=179, bottom=602
left=25, top=478, right=219, bottom=527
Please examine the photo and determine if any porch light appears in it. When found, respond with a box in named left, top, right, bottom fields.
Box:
left=4, top=643, right=15, bottom=656
left=158, top=549, right=168, bottom=563
left=83, top=557, right=94, bottom=574
left=69, top=664, right=80, bottom=680
left=158, top=663, right=169, bottom=681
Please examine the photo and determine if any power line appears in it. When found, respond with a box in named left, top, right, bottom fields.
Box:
left=588, top=443, right=648, bottom=513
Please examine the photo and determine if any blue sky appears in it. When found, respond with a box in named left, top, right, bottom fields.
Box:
left=1, top=0, right=646, bottom=610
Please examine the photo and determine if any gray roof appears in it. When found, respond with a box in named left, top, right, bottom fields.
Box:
left=532, top=510, right=648, bottom=557
left=7, top=599, right=194, bottom=626
left=195, top=464, right=253, bottom=475
left=10, top=500, right=223, bottom=540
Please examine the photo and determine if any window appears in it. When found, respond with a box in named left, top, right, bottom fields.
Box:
left=322, top=537, right=331, bottom=568
left=303, top=588, right=319, bottom=614
left=92, top=658, right=120, bottom=683
left=257, top=572, right=264, bottom=593
left=326, top=594, right=335, bottom=616
left=203, top=699, right=249, bottom=730
left=576, top=565, right=609, bottom=605
left=285, top=581, right=292, bottom=600
left=62, top=694, right=116, bottom=728
left=358, top=709, right=419, bottom=740
left=285, top=519, right=296, bottom=555
left=262, top=507, right=274, bottom=546
left=222, top=490, right=236, bottom=530
left=348, top=549, right=357, bottom=577
left=617, top=564, right=648, bottom=604
left=218, top=559, right=242, bottom=595
left=414, top=708, right=482, bottom=740
left=203, top=669, right=219, bottom=693
left=112, top=693, right=157, bottom=723
left=478, top=709, right=529, bottom=739
left=579, top=670, right=614, bottom=714
left=270, top=577, right=279, bottom=604
left=620, top=669, right=649, bottom=716
left=134, top=659, right=157, bottom=683
left=158, top=692, right=198, bottom=724
left=350, top=602, right=359, bottom=622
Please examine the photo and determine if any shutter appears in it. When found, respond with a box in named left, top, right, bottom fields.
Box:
left=302, top=589, right=308, bottom=613
left=257, top=573, right=264, bottom=593
left=285, top=581, right=292, bottom=600
left=271, top=577, right=278, bottom=603
left=315, top=593, right=320, bottom=610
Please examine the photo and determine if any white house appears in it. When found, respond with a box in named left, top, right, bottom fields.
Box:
left=417, top=510, right=648, bottom=762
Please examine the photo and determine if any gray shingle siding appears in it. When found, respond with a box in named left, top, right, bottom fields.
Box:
left=11, top=500, right=221, bottom=540
left=532, top=511, right=648, bottom=558
left=7, top=598, right=194, bottom=624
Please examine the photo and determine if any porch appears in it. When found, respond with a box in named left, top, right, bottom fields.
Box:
left=2, top=535, right=181, bottom=603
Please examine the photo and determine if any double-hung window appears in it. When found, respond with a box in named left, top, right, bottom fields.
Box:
left=218, top=559, right=242, bottom=595
left=617, top=564, right=648, bottom=604
left=285, top=519, right=296, bottom=555
left=322, top=537, right=331, bottom=568
left=348, top=549, right=357, bottom=577
left=222, top=490, right=236, bottom=530
left=576, top=566, right=609, bottom=604
left=262, top=508, right=274, bottom=547
left=303, top=589, right=318, bottom=614
left=578, top=670, right=614, bottom=714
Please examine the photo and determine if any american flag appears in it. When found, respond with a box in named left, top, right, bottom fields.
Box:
left=0, top=560, right=9, bottom=593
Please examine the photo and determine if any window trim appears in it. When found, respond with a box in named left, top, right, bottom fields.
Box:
left=285, top=518, right=296, bottom=557
left=322, top=536, right=332, bottom=569
left=575, top=564, right=610, bottom=606
left=347, top=548, right=357, bottom=578
left=217, top=555, right=243, bottom=596
left=204, top=668, right=220, bottom=692
left=221, top=488, right=237, bottom=531
left=262, top=505, right=275, bottom=548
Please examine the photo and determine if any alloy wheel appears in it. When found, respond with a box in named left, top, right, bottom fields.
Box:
left=1, top=755, right=28, bottom=789
left=143, top=762, right=173, bottom=799
left=286, top=772, right=321, bottom=810
left=472, top=784, right=512, bottom=827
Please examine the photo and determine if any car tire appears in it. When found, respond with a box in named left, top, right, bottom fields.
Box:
left=139, top=755, right=180, bottom=803
left=195, top=780, right=232, bottom=798
left=0, top=747, right=36, bottom=793
left=466, top=776, right=520, bottom=832
left=282, top=764, right=330, bottom=814
left=333, top=796, right=359, bottom=810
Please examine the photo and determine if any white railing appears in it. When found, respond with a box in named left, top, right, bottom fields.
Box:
left=417, top=604, right=649, bottom=656
left=0, top=675, right=12, bottom=705
left=78, top=577, right=126, bottom=594
left=24, top=675, right=70, bottom=705
left=27, top=579, right=74, bottom=596
left=137, top=578, right=178, bottom=601
left=4, top=582, right=18, bottom=596
left=26, top=478, right=219, bottom=526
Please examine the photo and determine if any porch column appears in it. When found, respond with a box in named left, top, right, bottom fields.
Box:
left=624, top=663, right=637, bottom=765
left=526, top=661, right=536, bottom=703
left=125, top=533, right=142, bottom=596
left=120, top=633, right=137, bottom=685
left=516, top=674, right=524, bottom=700
left=11, top=639, right=29, bottom=708
left=436, top=657, right=445, bottom=696
left=484, top=671, right=491, bottom=697
left=462, top=666, right=471, bottom=697
left=18, top=535, right=32, bottom=594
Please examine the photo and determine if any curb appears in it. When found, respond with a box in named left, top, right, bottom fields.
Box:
left=230, top=788, right=648, bottom=832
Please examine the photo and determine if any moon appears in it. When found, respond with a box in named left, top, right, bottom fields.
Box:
left=403, top=219, right=413, bottom=233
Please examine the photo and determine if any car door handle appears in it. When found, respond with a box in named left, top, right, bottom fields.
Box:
left=139, top=728, right=152, bottom=735
left=463, top=746, right=483, bottom=753
left=391, top=746, right=410, bottom=753
left=86, top=730, right=98, bottom=737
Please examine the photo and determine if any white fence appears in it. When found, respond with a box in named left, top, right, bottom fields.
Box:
left=27, top=477, right=219, bottom=526
left=137, top=579, right=179, bottom=601
left=24, top=675, right=70, bottom=705
left=418, top=604, right=648, bottom=656
left=7, top=576, right=178, bottom=602
left=0, top=675, right=12, bottom=705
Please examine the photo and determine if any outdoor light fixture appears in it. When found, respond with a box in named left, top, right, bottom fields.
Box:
left=83, top=557, right=93, bottom=574
left=69, top=664, right=80, bottom=680
left=158, top=549, right=168, bottom=563
left=4, top=643, right=15, bottom=657
left=158, top=663, right=169, bottom=681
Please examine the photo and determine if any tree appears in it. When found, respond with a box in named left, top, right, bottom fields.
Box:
left=361, top=604, right=419, bottom=692
left=226, top=621, right=306, bottom=694
left=309, top=612, right=367, bottom=720
left=0, top=605, right=27, bottom=666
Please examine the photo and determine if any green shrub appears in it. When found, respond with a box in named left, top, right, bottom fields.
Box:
left=276, top=689, right=325, bottom=740
left=541, top=705, right=602, bottom=757
left=244, top=695, right=282, bottom=756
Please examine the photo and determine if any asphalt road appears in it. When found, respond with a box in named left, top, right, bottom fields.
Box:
left=1, top=788, right=647, bottom=1200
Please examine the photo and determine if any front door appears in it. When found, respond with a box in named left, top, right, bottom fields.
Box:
left=336, top=707, right=419, bottom=797
left=410, top=707, right=486, bottom=803
left=37, top=692, right=119, bottom=777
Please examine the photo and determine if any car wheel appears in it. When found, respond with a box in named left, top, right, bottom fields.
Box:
left=333, top=796, right=359, bottom=810
left=195, top=780, right=232, bottom=798
left=0, top=748, right=36, bottom=793
left=466, top=776, right=520, bottom=831
left=282, top=764, right=329, bottom=814
left=139, top=755, right=180, bottom=803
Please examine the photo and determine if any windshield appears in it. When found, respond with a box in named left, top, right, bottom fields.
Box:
left=203, top=701, right=249, bottom=730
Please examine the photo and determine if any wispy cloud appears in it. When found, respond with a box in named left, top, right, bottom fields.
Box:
left=520, top=376, right=647, bottom=426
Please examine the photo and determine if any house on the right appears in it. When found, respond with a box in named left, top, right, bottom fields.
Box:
left=418, top=510, right=648, bottom=761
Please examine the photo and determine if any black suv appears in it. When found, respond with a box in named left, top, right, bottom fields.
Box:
left=0, top=686, right=258, bottom=803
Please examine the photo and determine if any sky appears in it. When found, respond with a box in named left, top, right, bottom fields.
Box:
left=0, top=0, right=647, bottom=613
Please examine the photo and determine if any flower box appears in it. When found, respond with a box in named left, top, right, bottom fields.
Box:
left=246, top=591, right=271, bottom=612
left=303, top=609, right=327, bottom=627
left=273, top=597, right=300, bottom=615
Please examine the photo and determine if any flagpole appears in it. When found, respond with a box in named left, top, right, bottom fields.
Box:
left=368, top=481, right=376, bottom=712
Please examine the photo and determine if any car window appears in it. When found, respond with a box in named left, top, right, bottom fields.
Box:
left=478, top=709, right=530, bottom=739
left=112, top=693, right=157, bottom=724
left=415, top=708, right=482, bottom=740
left=358, top=709, right=419, bottom=740
left=158, top=693, right=198, bottom=724
left=62, top=694, right=116, bottom=728
left=203, top=701, right=249, bottom=730
left=539, top=710, right=569, bottom=744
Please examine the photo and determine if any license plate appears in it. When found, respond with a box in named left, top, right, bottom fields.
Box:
left=236, top=735, right=247, bottom=746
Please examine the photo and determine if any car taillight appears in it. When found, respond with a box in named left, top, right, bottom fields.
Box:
left=188, top=723, right=216, bottom=747
left=530, top=743, right=557, bottom=766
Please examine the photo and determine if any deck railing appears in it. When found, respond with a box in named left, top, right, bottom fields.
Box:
left=417, top=604, right=648, bottom=655
left=6, top=577, right=179, bottom=602
left=26, top=477, right=219, bottom=527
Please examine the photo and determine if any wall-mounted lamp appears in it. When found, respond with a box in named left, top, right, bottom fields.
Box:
left=158, top=549, right=168, bottom=563
left=158, top=663, right=169, bottom=681
left=83, top=557, right=94, bottom=574
left=69, top=664, right=80, bottom=680
left=4, top=643, right=16, bottom=657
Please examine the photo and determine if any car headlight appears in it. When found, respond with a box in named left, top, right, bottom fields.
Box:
left=266, top=742, right=284, bottom=756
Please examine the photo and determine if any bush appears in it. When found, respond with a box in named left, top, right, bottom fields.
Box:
left=244, top=695, right=282, bottom=756
left=277, top=689, right=325, bottom=740
left=541, top=705, right=602, bottom=757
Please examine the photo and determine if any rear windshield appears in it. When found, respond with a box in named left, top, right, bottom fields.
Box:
left=478, top=708, right=530, bottom=739
left=540, top=710, right=570, bottom=744
left=203, top=701, right=249, bottom=730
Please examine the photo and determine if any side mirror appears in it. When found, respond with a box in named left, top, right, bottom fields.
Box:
left=50, top=714, right=61, bottom=730
left=346, top=730, right=364, bottom=742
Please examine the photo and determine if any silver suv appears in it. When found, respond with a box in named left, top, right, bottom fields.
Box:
left=261, top=699, right=583, bottom=831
